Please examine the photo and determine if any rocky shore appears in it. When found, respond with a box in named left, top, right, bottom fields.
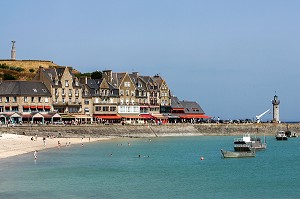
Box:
left=1, top=123, right=299, bottom=138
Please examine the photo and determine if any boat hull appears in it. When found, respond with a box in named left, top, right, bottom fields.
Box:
left=221, top=149, right=255, bottom=158
left=276, top=137, right=288, bottom=141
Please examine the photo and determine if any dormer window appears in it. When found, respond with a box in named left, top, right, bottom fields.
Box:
left=42, top=89, right=47, bottom=93
left=33, top=89, right=37, bottom=93
left=75, top=81, right=79, bottom=86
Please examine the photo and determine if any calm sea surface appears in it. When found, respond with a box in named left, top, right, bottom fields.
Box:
left=0, top=136, right=299, bottom=199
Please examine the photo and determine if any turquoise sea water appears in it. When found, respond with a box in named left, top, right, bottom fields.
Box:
left=0, top=136, right=299, bottom=199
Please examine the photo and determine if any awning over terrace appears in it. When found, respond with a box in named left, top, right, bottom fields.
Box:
left=139, top=114, right=155, bottom=119
left=152, top=114, right=168, bottom=119
left=94, top=115, right=122, bottom=119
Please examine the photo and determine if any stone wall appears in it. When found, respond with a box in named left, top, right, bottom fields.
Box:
left=1, top=123, right=299, bottom=138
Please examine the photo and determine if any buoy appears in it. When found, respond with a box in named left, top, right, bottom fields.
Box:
left=200, top=157, right=204, bottom=160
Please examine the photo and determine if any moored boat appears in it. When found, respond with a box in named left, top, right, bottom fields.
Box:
left=221, top=134, right=256, bottom=158
left=234, top=133, right=266, bottom=150
left=221, top=149, right=255, bottom=158
left=275, top=131, right=288, bottom=140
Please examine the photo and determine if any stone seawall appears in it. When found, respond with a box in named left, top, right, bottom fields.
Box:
left=1, top=123, right=299, bottom=138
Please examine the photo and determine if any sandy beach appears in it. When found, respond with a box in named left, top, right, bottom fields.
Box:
left=0, top=133, right=110, bottom=159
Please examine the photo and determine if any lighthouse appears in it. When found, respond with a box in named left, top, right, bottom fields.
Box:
left=272, top=94, right=280, bottom=123
left=11, top=41, right=16, bottom=60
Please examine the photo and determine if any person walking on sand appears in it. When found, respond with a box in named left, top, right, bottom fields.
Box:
left=43, top=137, right=46, bottom=147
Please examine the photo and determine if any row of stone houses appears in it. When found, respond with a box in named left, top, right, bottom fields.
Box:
left=0, top=65, right=210, bottom=124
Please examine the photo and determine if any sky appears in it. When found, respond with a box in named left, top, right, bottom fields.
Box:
left=1, top=0, right=299, bottom=122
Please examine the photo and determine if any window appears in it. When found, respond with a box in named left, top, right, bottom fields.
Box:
left=75, top=81, right=79, bottom=86
left=5, top=97, right=9, bottom=102
left=38, top=97, right=42, bottom=103
left=45, top=97, right=49, bottom=103
left=62, top=89, right=65, bottom=95
left=13, top=97, right=17, bottom=102
left=42, top=89, right=47, bottom=93
left=0, top=97, right=2, bottom=102
left=84, top=99, right=89, bottom=105
left=95, top=106, right=101, bottom=111
left=65, top=80, right=69, bottom=87
left=75, top=98, right=79, bottom=103
left=24, top=97, right=28, bottom=102
left=69, top=89, right=72, bottom=96
left=124, top=82, right=130, bottom=87
left=55, top=88, right=58, bottom=96
left=120, top=90, right=124, bottom=96
left=31, top=97, right=34, bottom=102
left=110, top=106, right=116, bottom=112
left=125, top=90, right=129, bottom=96
left=75, top=89, right=79, bottom=96
left=62, top=98, right=65, bottom=103
left=103, top=106, right=109, bottom=111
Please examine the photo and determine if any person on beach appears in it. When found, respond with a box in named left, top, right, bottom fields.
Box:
left=58, top=141, right=61, bottom=148
left=43, top=137, right=46, bottom=147
left=34, top=150, right=37, bottom=160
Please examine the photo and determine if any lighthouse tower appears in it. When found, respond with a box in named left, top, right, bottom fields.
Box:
left=272, top=94, right=280, bottom=123
left=11, top=41, right=16, bottom=60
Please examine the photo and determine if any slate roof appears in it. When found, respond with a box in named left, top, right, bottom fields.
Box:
left=0, top=81, right=51, bottom=96
left=171, top=96, right=184, bottom=109
left=181, top=100, right=205, bottom=114
left=171, top=96, right=205, bottom=114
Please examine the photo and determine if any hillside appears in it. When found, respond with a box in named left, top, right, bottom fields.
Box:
left=0, top=60, right=58, bottom=80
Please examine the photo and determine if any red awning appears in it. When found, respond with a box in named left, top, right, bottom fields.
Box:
left=44, top=106, right=51, bottom=109
left=30, top=106, right=37, bottom=109
left=5, top=106, right=10, bottom=108
left=94, top=115, right=122, bottom=119
left=121, top=115, right=142, bottom=119
left=180, top=114, right=211, bottom=119
left=37, top=106, right=43, bottom=109
left=23, top=106, right=30, bottom=109
left=140, top=114, right=155, bottom=119
left=172, top=108, right=184, bottom=110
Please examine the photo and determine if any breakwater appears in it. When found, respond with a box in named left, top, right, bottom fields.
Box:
left=1, top=123, right=299, bottom=138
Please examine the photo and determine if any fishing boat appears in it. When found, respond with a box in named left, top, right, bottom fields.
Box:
left=221, top=149, right=255, bottom=158
left=275, top=131, right=288, bottom=141
left=221, top=135, right=256, bottom=158
left=234, top=133, right=267, bottom=150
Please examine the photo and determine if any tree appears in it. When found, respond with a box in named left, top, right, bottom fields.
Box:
left=91, top=70, right=102, bottom=79
left=29, top=68, right=35, bottom=73
left=3, top=73, right=16, bottom=80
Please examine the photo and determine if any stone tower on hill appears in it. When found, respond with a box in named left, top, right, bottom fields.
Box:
left=11, top=41, right=16, bottom=60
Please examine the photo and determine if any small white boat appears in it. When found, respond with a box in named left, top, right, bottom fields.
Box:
left=275, top=131, right=288, bottom=141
